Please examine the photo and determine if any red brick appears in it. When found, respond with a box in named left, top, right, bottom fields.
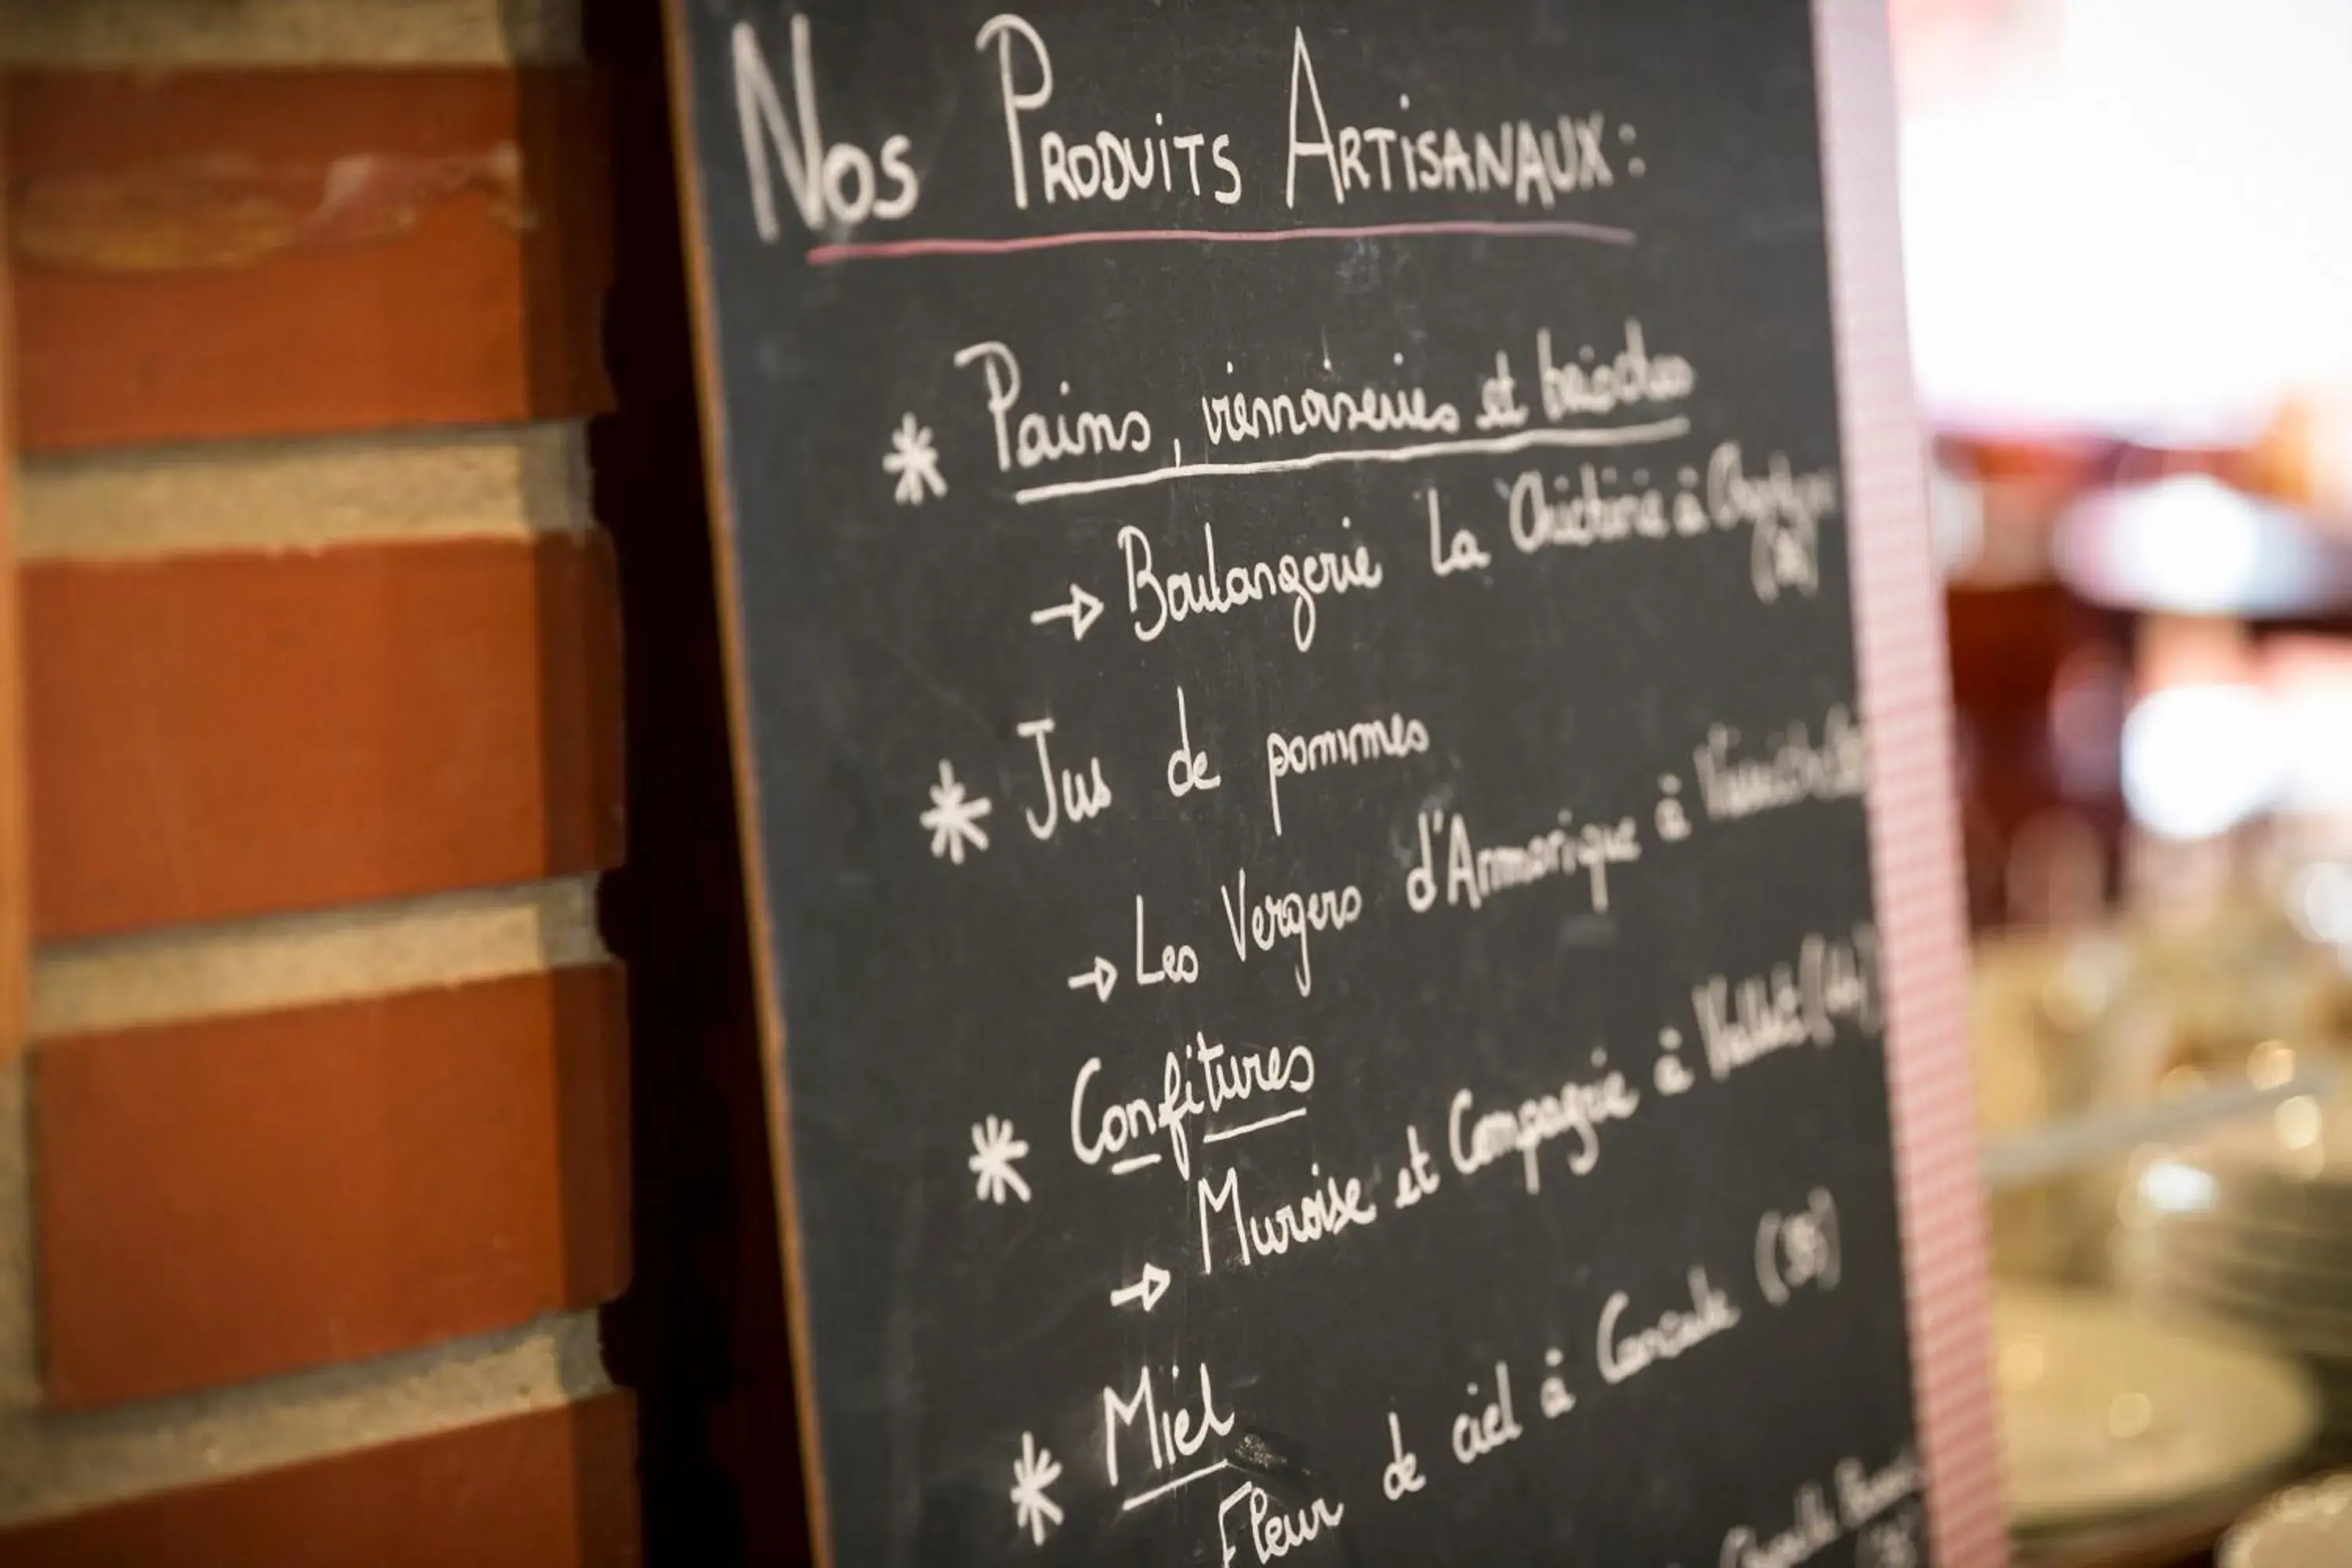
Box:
left=35, top=967, right=630, bottom=1407
left=26, top=534, right=623, bottom=939
left=0, top=82, right=22, bottom=1061
left=8, top=68, right=612, bottom=452
left=0, top=1396, right=641, bottom=1567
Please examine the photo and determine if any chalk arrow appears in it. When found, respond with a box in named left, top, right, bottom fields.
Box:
left=1065, top=956, right=1117, bottom=1003
left=1109, top=1262, right=1171, bottom=1313
left=1030, top=583, right=1105, bottom=642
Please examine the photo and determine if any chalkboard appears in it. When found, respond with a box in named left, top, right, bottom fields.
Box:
left=663, top=2, right=1999, bottom=1563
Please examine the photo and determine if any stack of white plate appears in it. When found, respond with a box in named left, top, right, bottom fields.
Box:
left=2118, top=1094, right=2352, bottom=1452
left=2223, top=1470, right=2352, bottom=1566
left=1998, top=1284, right=2318, bottom=1548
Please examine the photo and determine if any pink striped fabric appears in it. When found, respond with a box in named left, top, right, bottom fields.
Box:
left=1813, top=2, right=2009, bottom=1563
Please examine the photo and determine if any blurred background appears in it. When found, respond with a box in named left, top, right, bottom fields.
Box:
left=1896, top=0, right=2352, bottom=1561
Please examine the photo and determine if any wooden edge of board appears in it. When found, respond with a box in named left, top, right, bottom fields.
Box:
left=657, top=5, right=840, bottom=1564
left=0, top=74, right=25, bottom=1065
left=1813, top=1, right=2008, bottom=1561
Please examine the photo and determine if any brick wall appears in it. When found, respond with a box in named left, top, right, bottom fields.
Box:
left=0, top=2, right=641, bottom=1561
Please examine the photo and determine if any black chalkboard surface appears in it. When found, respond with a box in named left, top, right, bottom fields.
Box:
left=665, top=3, right=1977, bottom=1563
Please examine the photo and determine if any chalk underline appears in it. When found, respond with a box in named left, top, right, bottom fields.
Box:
left=1121, top=1459, right=1232, bottom=1513
left=804, top=217, right=1635, bottom=265
left=1200, top=1108, right=1309, bottom=1145
left=1013, top=416, right=1693, bottom=504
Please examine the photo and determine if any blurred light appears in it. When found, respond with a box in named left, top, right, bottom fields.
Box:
left=2122, top=683, right=2285, bottom=840
left=2040, top=945, right=2117, bottom=1032
left=2053, top=476, right=2352, bottom=619
left=2270, top=643, right=2352, bottom=815
left=2250, top=1039, right=2298, bottom=1091
left=2278, top=1094, right=2325, bottom=1152
left=1929, top=459, right=1986, bottom=578
left=2105, top=1391, right=2154, bottom=1441
left=2280, top=691, right=2352, bottom=814
left=2296, top=862, right=2352, bottom=946
left=2096, top=477, right=2259, bottom=615
left=2136, top=1157, right=2216, bottom=1215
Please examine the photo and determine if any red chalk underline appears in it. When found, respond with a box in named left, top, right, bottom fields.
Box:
left=803, top=218, right=1635, bottom=265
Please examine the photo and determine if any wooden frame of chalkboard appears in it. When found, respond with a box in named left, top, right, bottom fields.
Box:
left=664, top=1, right=2003, bottom=1562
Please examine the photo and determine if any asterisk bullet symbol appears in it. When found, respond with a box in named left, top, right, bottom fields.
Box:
left=884, top=413, right=947, bottom=506
left=968, top=1116, right=1033, bottom=1206
left=919, top=760, right=992, bottom=866
left=1009, top=1431, right=1064, bottom=1546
